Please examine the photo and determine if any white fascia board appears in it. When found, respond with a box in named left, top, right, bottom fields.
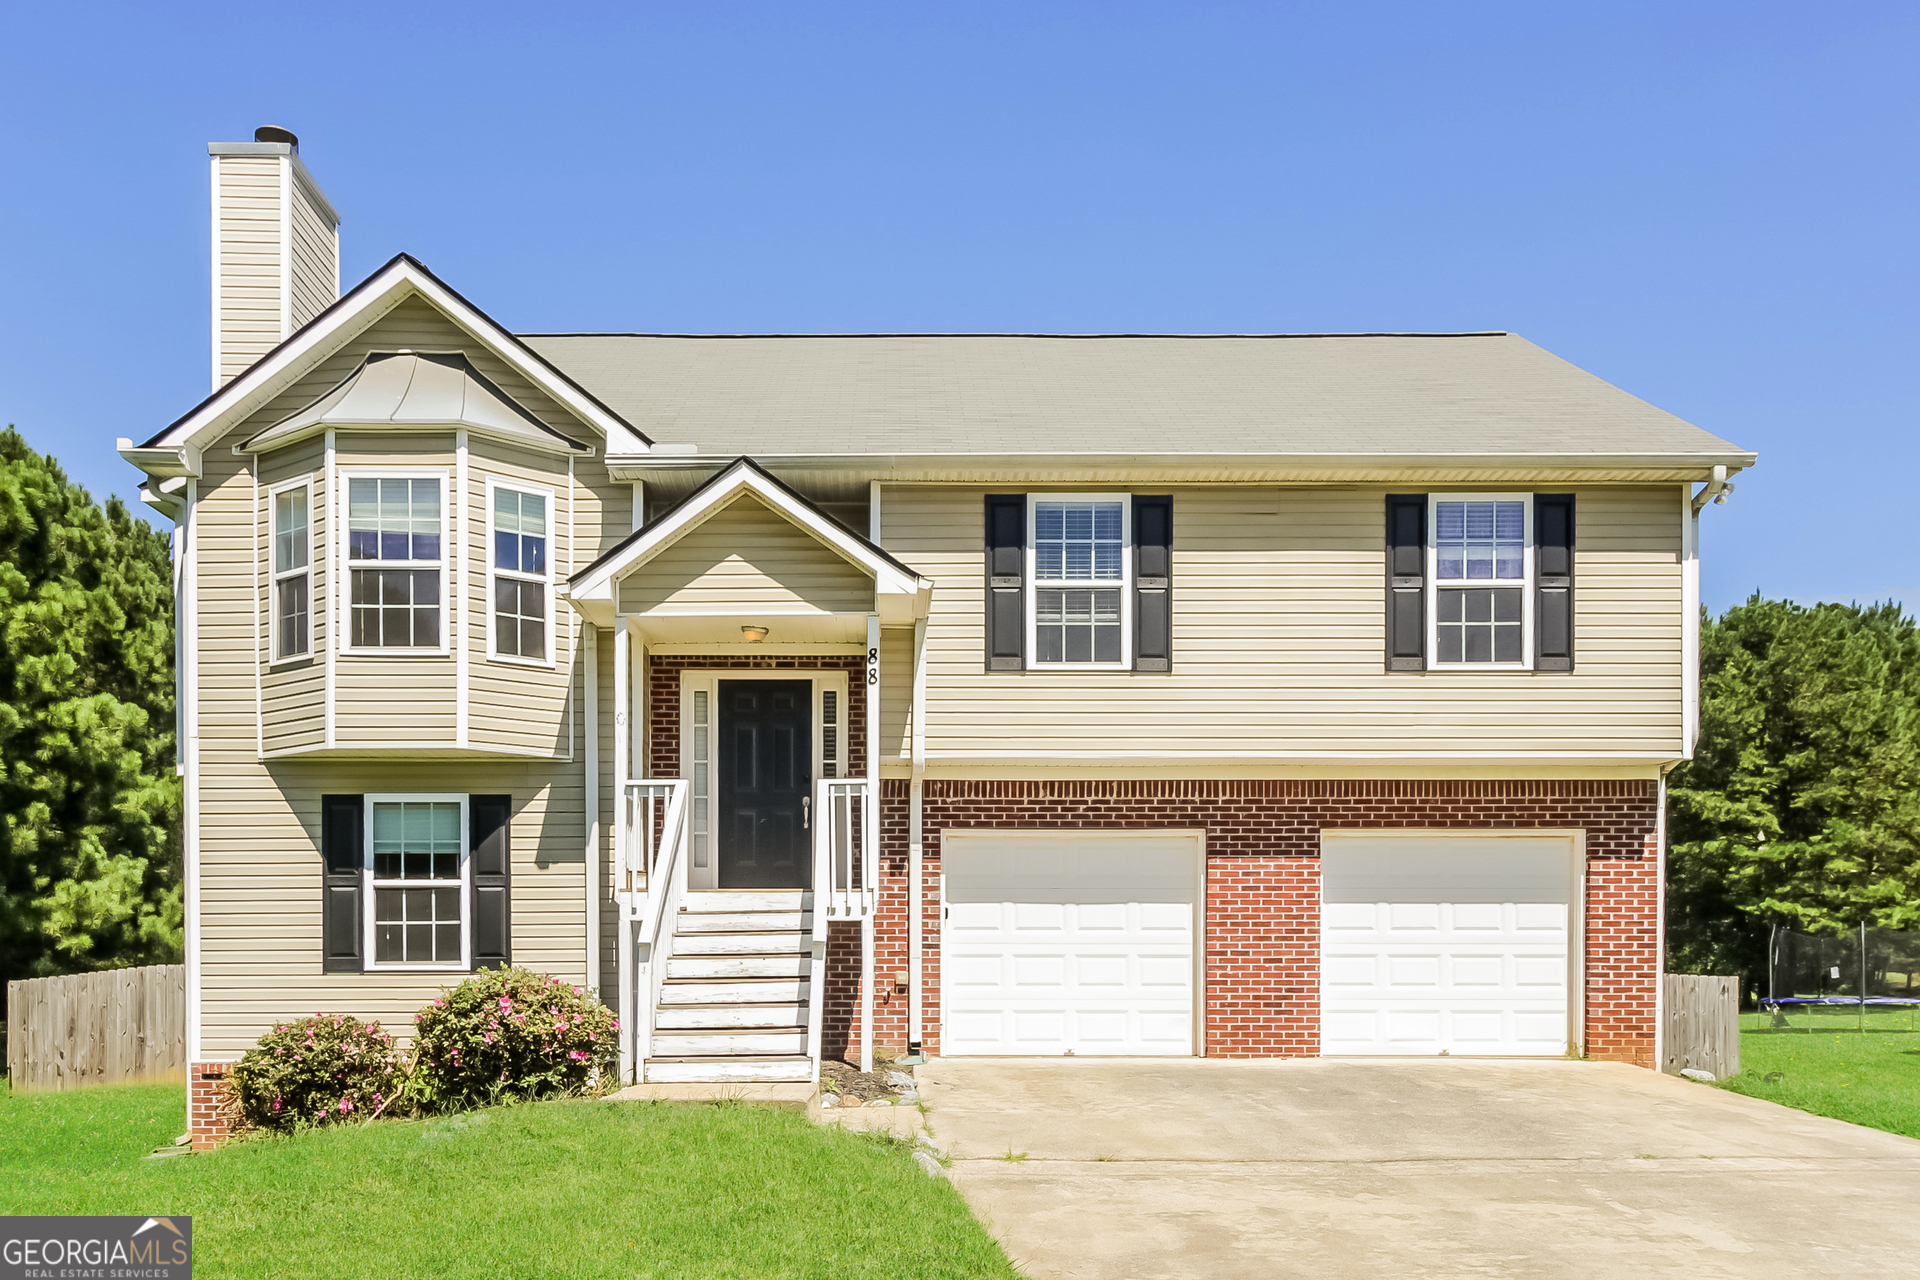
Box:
left=570, top=463, right=930, bottom=606
left=145, top=259, right=646, bottom=461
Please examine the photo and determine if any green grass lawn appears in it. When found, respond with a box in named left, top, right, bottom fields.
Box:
left=1722, top=1008, right=1920, bottom=1140
left=0, top=1083, right=1016, bottom=1279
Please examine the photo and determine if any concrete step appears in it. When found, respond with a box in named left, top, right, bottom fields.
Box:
left=677, top=911, right=810, bottom=933
left=659, top=979, right=808, bottom=1005
left=643, top=1056, right=815, bottom=1084
left=667, top=954, right=809, bottom=981
left=683, top=891, right=810, bottom=914
left=655, top=1003, right=809, bottom=1030
left=673, top=931, right=811, bottom=957
left=650, top=1028, right=807, bottom=1056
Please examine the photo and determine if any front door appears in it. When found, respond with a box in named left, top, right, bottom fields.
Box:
left=716, top=680, right=813, bottom=889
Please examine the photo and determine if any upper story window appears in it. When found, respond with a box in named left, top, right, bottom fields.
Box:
left=1029, top=495, right=1130, bottom=668
left=272, top=480, right=311, bottom=660
left=490, top=484, right=550, bottom=663
left=1430, top=496, right=1531, bottom=666
left=346, top=476, right=443, bottom=651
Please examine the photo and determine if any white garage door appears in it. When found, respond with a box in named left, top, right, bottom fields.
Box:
left=942, top=831, right=1198, bottom=1056
left=1321, top=834, right=1575, bottom=1057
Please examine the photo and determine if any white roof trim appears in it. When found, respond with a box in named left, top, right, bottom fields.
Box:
left=569, top=459, right=932, bottom=606
left=137, top=256, right=647, bottom=469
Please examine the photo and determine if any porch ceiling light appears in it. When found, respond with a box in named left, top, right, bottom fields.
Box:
left=740, top=625, right=770, bottom=643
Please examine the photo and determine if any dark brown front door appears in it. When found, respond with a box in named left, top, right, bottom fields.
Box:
left=716, top=680, right=812, bottom=889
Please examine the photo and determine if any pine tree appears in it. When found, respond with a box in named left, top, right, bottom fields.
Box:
left=0, top=426, right=181, bottom=989
left=1667, top=595, right=1920, bottom=977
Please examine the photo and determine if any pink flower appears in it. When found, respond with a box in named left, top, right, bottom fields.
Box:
left=568, top=1050, right=589, bottom=1061
left=499, top=997, right=512, bottom=1010
left=610, top=1019, right=621, bottom=1031
left=339, top=1097, right=354, bottom=1113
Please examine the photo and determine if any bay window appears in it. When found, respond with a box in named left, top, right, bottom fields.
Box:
left=490, top=483, right=550, bottom=663
left=346, top=475, right=444, bottom=650
left=271, top=479, right=312, bottom=660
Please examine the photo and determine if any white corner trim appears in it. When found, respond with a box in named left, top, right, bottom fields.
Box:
left=208, top=156, right=221, bottom=393
left=324, top=431, right=337, bottom=747
left=456, top=433, right=470, bottom=744
left=278, top=156, right=293, bottom=343
left=1681, top=484, right=1701, bottom=759
left=182, top=480, right=202, bottom=1064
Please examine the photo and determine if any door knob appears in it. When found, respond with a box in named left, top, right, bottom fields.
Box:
left=802, top=796, right=810, bottom=829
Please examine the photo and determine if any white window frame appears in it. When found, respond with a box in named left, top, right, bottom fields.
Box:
left=1427, top=492, right=1534, bottom=671
left=485, top=477, right=557, bottom=669
left=1025, top=492, right=1133, bottom=671
left=336, top=466, right=452, bottom=658
left=678, top=669, right=849, bottom=892
left=267, top=473, right=315, bottom=666
left=363, top=792, right=471, bottom=972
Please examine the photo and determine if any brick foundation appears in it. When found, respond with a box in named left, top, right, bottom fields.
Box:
left=829, top=779, right=1660, bottom=1066
left=188, top=1061, right=235, bottom=1149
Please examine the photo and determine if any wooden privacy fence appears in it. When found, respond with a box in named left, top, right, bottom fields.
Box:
left=5, top=965, right=185, bottom=1092
left=1663, top=973, right=1740, bottom=1080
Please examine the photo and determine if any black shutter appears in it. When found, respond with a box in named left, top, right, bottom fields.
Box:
left=984, top=494, right=1025, bottom=671
left=470, top=795, right=512, bottom=970
left=1385, top=494, right=1427, bottom=672
left=321, top=794, right=364, bottom=973
left=1133, top=495, right=1172, bottom=672
left=1535, top=494, right=1575, bottom=671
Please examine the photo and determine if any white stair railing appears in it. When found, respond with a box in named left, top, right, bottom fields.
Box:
left=621, top=779, right=689, bottom=1079
left=808, top=778, right=875, bottom=1080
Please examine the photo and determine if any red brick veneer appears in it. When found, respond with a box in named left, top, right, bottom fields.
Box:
left=831, top=779, right=1659, bottom=1066
left=189, top=1061, right=234, bottom=1149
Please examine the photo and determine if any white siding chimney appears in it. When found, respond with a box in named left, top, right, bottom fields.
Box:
left=208, top=126, right=341, bottom=389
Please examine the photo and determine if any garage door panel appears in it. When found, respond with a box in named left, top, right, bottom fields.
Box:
left=1322, top=835, right=1574, bottom=1058
left=943, top=833, right=1197, bottom=1057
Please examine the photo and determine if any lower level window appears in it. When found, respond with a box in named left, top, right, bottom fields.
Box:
left=351, top=569, right=441, bottom=648
left=368, top=798, right=465, bottom=967
left=1036, top=588, right=1121, bottom=663
left=1437, top=588, right=1523, bottom=663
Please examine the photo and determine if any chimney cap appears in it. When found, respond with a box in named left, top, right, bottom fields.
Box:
left=254, top=125, right=299, bottom=149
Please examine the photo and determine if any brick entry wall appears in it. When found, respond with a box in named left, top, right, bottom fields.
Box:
left=828, top=779, right=1659, bottom=1067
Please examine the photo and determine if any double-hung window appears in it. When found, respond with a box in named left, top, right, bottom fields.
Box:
left=1028, top=495, right=1130, bottom=667
left=271, top=479, right=312, bottom=660
left=490, top=483, right=550, bottom=663
left=365, top=794, right=468, bottom=969
left=1430, top=495, right=1531, bottom=666
left=346, top=476, right=444, bottom=650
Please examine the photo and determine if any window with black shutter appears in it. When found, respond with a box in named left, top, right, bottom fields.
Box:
left=984, top=494, right=1025, bottom=671
left=1385, top=495, right=1427, bottom=671
left=1133, top=495, right=1172, bottom=672
left=470, top=795, right=513, bottom=970
left=321, top=794, right=364, bottom=972
left=1535, top=494, right=1575, bottom=671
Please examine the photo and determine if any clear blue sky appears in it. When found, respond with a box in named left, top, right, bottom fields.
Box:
left=2, top=3, right=1912, bottom=614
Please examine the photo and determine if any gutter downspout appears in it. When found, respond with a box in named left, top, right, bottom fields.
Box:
left=613, top=617, right=633, bottom=1081
left=1655, top=769, right=1670, bottom=1073
left=180, top=482, right=202, bottom=1071
left=908, top=615, right=928, bottom=1054
left=584, top=624, right=599, bottom=991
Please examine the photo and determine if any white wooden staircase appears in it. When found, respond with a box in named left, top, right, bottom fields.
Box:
left=645, top=892, right=816, bottom=1083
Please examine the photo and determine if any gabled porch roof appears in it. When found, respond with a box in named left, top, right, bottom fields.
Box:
left=564, top=456, right=933, bottom=631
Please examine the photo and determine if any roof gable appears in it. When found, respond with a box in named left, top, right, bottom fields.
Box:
left=127, top=255, right=647, bottom=478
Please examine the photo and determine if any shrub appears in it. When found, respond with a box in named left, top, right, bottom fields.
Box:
left=226, top=1014, right=406, bottom=1132
left=411, top=967, right=618, bottom=1110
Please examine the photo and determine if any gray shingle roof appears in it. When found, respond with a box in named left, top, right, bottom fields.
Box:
left=518, top=331, right=1749, bottom=462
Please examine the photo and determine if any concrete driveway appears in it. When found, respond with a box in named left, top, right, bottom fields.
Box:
left=917, top=1057, right=1920, bottom=1279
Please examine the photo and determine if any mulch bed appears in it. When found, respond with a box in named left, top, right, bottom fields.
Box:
left=820, top=1058, right=914, bottom=1104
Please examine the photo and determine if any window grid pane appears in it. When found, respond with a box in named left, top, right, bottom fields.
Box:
left=493, top=488, right=548, bottom=576
left=1036, top=588, right=1122, bottom=664
left=1436, top=588, right=1523, bottom=665
left=275, top=489, right=308, bottom=574
left=1435, top=500, right=1525, bottom=582
left=275, top=575, right=309, bottom=658
left=349, top=477, right=441, bottom=563
left=1035, top=501, right=1124, bottom=583
left=351, top=569, right=441, bottom=648
left=370, top=800, right=463, bottom=965
left=492, top=576, right=546, bottom=660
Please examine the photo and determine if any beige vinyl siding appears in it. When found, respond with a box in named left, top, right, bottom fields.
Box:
left=196, top=760, right=587, bottom=1055
left=258, top=440, right=326, bottom=753
left=882, top=485, right=1685, bottom=760
left=467, top=440, right=598, bottom=757
left=287, top=177, right=336, bottom=331
left=193, top=308, right=632, bottom=1053
left=215, top=155, right=283, bottom=385
left=618, top=494, right=874, bottom=616
left=878, top=627, right=914, bottom=764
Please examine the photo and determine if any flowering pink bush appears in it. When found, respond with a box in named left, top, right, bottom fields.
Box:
left=411, top=967, right=618, bottom=1109
left=225, top=1014, right=405, bottom=1132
